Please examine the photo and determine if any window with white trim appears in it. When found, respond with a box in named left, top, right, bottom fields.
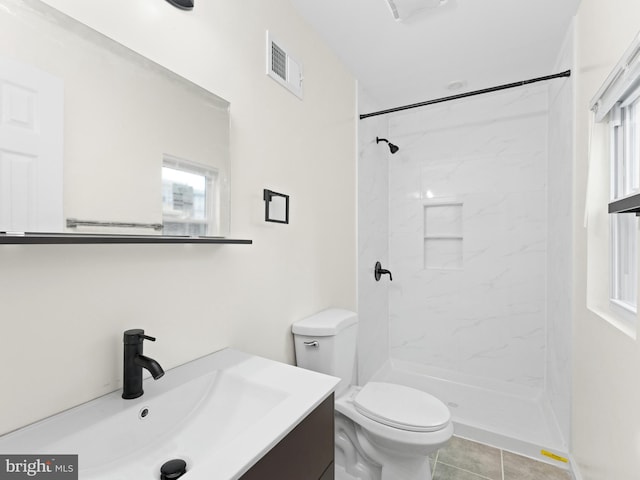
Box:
left=589, top=31, right=640, bottom=335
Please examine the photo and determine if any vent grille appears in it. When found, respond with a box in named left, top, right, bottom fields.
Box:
left=271, top=42, right=287, bottom=81
left=385, top=0, right=450, bottom=21
left=266, top=30, right=303, bottom=99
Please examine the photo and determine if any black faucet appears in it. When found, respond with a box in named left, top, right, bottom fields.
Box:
left=122, top=329, right=165, bottom=399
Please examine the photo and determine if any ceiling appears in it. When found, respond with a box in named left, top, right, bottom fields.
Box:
left=289, top=0, right=581, bottom=112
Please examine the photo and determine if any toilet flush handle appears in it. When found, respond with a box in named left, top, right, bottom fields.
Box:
left=303, top=341, right=319, bottom=347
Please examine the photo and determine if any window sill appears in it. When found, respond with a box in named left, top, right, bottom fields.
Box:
left=587, top=304, right=637, bottom=340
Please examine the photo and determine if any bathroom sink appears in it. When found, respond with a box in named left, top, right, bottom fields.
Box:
left=0, top=348, right=339, bottom=480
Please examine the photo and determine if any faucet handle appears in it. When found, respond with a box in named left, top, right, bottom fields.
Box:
left=123, top=329, right=156, bottom=344
left=374, top=261, right=393, bottom=282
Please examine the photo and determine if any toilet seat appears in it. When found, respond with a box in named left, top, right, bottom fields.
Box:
left=353, top=382, right=451, bottom=433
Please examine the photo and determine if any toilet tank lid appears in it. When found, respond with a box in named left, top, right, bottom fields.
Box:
left=292, top=308, right=358, bottom=336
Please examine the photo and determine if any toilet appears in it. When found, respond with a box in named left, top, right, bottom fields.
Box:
left=292, top=308, right=453, bottom=480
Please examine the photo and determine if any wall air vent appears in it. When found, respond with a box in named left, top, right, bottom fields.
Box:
left=266, top=30, right=303, bottom=99
left=385, top=0, right=451, bottom=22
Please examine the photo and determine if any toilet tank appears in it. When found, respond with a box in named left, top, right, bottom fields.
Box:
left=292, top=308, right=358, bottom=396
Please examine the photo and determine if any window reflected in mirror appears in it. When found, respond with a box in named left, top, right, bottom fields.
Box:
left=162, top=156, right=219, bottom=236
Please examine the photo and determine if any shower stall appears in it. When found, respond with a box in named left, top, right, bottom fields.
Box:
left=356, top=29, right=573, bottom=464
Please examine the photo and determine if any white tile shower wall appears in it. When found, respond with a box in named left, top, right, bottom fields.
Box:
left=387, top=85, right=549, bottom=390
left=545, top=22, right=574, bottom=447
left=357, top=87, right=390, bottom=384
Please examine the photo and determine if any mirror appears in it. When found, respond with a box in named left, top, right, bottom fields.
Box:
left=0, top=0, right=230, bottom=237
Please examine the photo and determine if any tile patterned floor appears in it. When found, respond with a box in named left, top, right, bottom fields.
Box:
left=429, top=436, right=572, bottom=480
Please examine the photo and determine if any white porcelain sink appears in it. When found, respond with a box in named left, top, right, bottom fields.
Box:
left=0, top=348, right=339, bottom=480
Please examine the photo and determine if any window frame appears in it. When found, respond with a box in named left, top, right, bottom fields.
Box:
left=609, top=96, right=639, bottom=317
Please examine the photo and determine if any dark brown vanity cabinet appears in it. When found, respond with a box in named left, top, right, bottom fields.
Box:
left=240, top=394, right=335, bottom=480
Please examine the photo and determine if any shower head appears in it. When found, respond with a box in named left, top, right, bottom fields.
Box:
left=376, top=137, right=400, bottom=154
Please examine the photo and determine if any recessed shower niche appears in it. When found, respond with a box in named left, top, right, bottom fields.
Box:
left=423, top=201, right=463, bottom=270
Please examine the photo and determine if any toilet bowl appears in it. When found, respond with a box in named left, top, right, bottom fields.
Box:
left=292, top=308, right=453, bottom=480
left=336, top=384, right=453, bottom=480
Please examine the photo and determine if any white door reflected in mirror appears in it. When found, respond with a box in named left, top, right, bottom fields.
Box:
left=0, top=57, right=63, bottom=233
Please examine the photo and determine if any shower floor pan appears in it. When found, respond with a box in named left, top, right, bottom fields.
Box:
left=371, top=359, right=569, bottom=469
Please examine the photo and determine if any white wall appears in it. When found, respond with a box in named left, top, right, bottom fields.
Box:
left=546, top=22, right=574, bottom=448
left=0, top=0, right=356, bottom=435
left=573, top=0, right=640, bottom=477
left=385, top=85, right=549, bottom=391
left=357, top=88, right=390, bottom=384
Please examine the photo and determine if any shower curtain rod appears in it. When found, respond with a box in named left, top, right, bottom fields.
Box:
left=359, top=70, right=571, bottom=120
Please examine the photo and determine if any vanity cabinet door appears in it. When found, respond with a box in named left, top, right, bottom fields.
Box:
left=319, top=462, right=335, bottom=480
left=239, top=394, right=334, bottom=480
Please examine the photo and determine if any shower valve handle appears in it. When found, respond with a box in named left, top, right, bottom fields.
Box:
left=374, top=261, right=393, bottom=282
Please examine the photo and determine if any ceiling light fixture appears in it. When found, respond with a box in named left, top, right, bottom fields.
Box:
left=166, top=0, right=194, bottom=10
left=385, top=0, right=450, bottom=22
